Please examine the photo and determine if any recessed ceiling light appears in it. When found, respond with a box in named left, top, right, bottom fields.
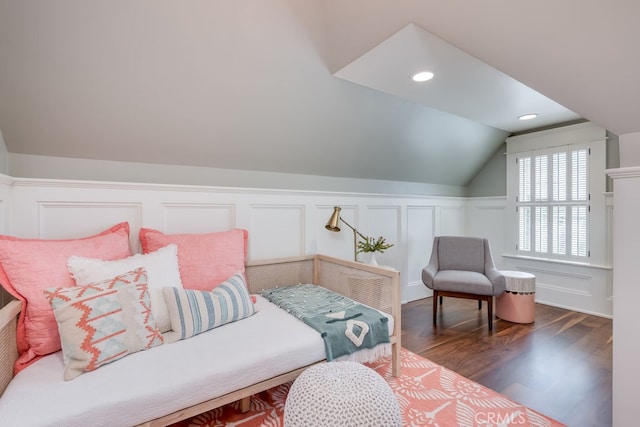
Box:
left=518, top=113, right=538, bottom=121
left=412, top=71, right=434, bottom=82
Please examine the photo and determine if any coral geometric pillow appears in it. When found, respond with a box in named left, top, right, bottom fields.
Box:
left=67, top=244, right=183, bottom=333
left=163, top=273, right=256, bottom=343
left=139, top=228, right=248, bottom=291
left=44, top=268, right=164, bottom=381
left=0, top=222, right=131, bottom=373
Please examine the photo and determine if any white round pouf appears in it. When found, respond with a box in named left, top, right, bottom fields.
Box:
left=284, top=361, right=401, bottom=427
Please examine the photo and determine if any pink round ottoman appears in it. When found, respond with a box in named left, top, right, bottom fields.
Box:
left=496, top=270, right=536, bottom=324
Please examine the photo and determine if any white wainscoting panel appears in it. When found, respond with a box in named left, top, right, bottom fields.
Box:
left=37, top=202, right=142, bottom=252
left=249, top=204, right=305, bottom=260
left=316, top=204, right=359, bottom=262
left=161, top=203, right=236, bottom=234
left=0, top=174, right=615, bottom=314
left=465, top=198, right=507, bottom=269
left=502, top=256, right=612, bottom=318
left=363, top=205, right=400, bottom=269
left=406, top=206, right=437, bottom=301
left=439, top=205, right=465, bottom=235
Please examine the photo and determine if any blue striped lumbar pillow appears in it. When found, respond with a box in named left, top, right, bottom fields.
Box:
left=163, top=273, right=256, bottom=342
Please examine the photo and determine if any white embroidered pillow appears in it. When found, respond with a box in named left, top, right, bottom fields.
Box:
left=163, top=273, right=256, bottom=343
left=67, top=244, right=182, bottom=333
left=45, top=268, right=164, bottom=380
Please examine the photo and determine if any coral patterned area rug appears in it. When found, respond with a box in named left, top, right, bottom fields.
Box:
left=172, top=349, right=564, bottom=427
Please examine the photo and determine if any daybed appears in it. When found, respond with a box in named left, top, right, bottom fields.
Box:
left=0, top=254, right=401, bottom=427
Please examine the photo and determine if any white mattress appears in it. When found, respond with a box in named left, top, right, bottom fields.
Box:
left=0, top=295, right=394, bottom=427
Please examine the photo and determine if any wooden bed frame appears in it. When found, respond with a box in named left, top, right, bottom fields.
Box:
left=0, top=254, right=401, bottom=427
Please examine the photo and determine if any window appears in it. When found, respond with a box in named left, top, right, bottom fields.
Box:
left=515, top=145, right=589, bottom=260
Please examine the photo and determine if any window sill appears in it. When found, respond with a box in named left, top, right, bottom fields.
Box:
left=501, top=253, right=612, bottom=270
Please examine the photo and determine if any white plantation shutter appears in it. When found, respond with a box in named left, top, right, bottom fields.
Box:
left=535, top=206, right=547, bottom=253
left=552, top=152, right=566, bottom=202
left=519, top=206, right=531, bottom=252
left=572, top=205, right=588, bottom=256
left=519, top=157, right=531, bottom=203
left=516, top=145, right=589, bottom=260
left=572, top=149, right=588, bottom=201
left=550, top=152, right=567, bottom=256
left=571, top=148, right=588, bottom=257
left=551, top=206, right=566, bottom=255
left=534, top=155, right=547, bottom=202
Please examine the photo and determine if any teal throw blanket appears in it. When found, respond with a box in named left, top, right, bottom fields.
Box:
left=260, top=284, right=389, bottom=361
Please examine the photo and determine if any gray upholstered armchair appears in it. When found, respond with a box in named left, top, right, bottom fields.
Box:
left=422, top=236, right=505, bottom=330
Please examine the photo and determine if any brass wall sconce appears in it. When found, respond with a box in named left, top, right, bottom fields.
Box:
left=325, top=206, right=367, bottom=262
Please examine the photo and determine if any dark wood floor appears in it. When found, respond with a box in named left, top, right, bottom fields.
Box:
left=401, top=297, right=612, bottom=427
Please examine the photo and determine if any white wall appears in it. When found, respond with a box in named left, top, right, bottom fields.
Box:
left=609, top=134, right=640, bottom=426
left=618, top=132, right=640, bottom=167
left=0, top=171, right=613, bottom=317
left=0, top=175, right=470, bottom=304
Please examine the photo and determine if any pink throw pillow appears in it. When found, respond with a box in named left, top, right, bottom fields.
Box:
left=139, top=228, right=248, bottom=291
left=45, top=268, right=164, bottom=380
left=0, top=222, right=131, bottom=373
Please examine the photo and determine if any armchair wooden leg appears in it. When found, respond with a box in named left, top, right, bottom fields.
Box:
left=433, top=290, right=438, bottom=326
left=430, top=291, right=495, bottom=331
left=487, top=297, right=493, bottom=331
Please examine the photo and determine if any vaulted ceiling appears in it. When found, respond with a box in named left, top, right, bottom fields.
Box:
left=0, top=1, right=636, bottom=187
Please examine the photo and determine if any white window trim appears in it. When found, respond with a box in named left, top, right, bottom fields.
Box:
left=505, top=122, right=608, bottom=267
left=514, top=144, right=590, bottom=261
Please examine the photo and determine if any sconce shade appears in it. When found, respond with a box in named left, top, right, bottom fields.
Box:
left=325, top=206, right=342, bottom=232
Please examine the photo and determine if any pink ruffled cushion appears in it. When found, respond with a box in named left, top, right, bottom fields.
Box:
left=139, top=228, right=248, bottom=291
left=0, top=222, right=131, bottom=373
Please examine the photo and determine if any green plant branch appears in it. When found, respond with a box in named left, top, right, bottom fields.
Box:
left=357, top=236, right=394, bottom=254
